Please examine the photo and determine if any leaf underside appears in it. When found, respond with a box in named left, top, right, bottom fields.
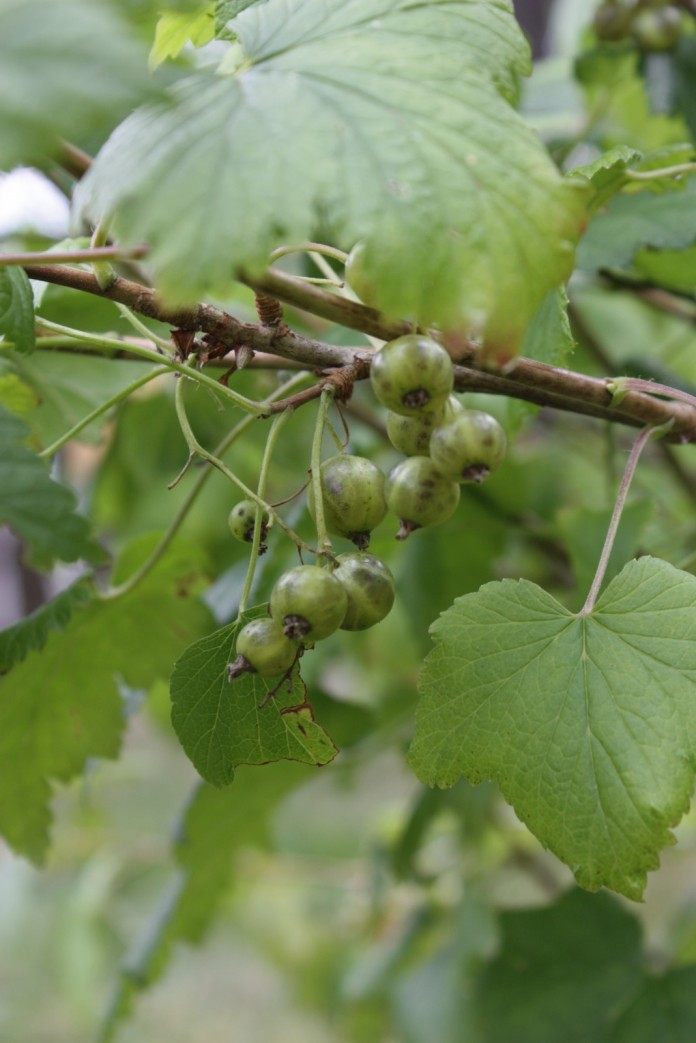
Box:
left=410, top=557, right=696, bottom=900
left=76, top=0, right=587, bottom=354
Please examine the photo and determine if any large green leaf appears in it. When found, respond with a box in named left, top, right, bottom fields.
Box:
left=409, top=557, right=696, bottom=899
left=0, top=267, right=35, bottom=354
left=0, top=0, right=154, bottom=164
left=76, top=0, right=586, bottom=355
left=0, top=405, right=103, bottom=567
left=0, top=578, right=92, bottom=673
left=100, top=765, right=311, bottom=1042
left=170, top=606, right=338, bottom=785
left=577, top=177, right=696, bottom=272
left=610, top=967, right=696, bottom=1043
left=475, top=889, right=643, bottom=1043
left=0, top=542, right=213, bottom=862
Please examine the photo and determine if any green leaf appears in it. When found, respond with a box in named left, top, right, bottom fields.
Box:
left=8, top=351, right=157, bottom=448
left=519, top=288, right=575, bottom=368
left=76, top=0, right=587, bottom=355
left=0, top=405, right=103, bottom=568
left=0, top=371, right=38, bottom=415
left=632, top=244, right=696, bottom=296
left=0, top=541, right=213, bottom=862
left=149, top=6, right=215, bottom=70
left=475, top=889, right=644, bottom=1043
left=0, top=0, right=154, bottom=165
left=577, top=177, right=696, bottom=272
left=610, top=967, right=696, bottom=1043
left=0, top=267, right=35, bottom=354
left=0, top=578, right=92, bottom=674
left=214, top=0, right=261, bottom=34
left=409, top=557, right=696, bottom=899
left=171, top=606, right=338, bottom=785
left=569, top=146, right=642, bottom=212
left=100, top=765, right=310, bottom=1042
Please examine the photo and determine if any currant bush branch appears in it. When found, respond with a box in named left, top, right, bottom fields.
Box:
left=23, top=264, right=696, bottom=442
left=36, top=318, right=265, bottom=416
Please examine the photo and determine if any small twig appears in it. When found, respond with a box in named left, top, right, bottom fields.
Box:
left=56, top=139, right=92, bottom=179
left=238, top=408, right=293, bottom=614
left=0, top=245, right=148, bottom=267
left=580, top=424, right=668, bottom=616
left=626, top=162, right=696, bottom=182
left=608, top=376, right=696, bottom=413
left=310, top=388, right=336, bottom=561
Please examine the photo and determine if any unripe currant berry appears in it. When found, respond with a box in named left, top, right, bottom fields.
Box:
left=386, top=395, right=463, bottom=457
left=308, top=454, right=387, bottom=549
left=385, top=456, right=460, bottom=540
left=593, top=2, right=634, bottom=42
left=371, top=335, right=454, bottom=416
left=228, top=618, right=297, bottom=680
left=429, top=410, right=507, bottom=484
left=631, top=6, right=682, bottom=50
left=333, top=552, right=395, bottom=631
left=344, top=242, right=377, bottom=307
left=228, top=499, right=270, bottom=553
left=270, top=564, right=348, bottom=642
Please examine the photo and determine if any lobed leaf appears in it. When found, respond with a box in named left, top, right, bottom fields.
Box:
left=170, top=606, right=338, bottom=786
left=410, top=557, right=696, bottom=900
left=0, top=542, right=213, bottom=862
left=76, top=0, right=587, bottom=357
left=0, top=405, right=103, bottom=568
left=0, top=0, right=154, bottom=165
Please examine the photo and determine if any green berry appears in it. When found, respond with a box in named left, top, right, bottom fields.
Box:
left=334, top=552, right=396, bottom=631
left=387, top=395, right=463, bottom=457
left=229, top=618, right=297, bottom=679
left=385, top=456, right=460, bottom=540
left=228, top=499, right=269, bottom=552
left=270, top=564, right=348, bottom=642
left=308, top=454, right=387, bottom=549
left=593, top=3, right=634, bottom=41
left=371, top=334, right=454, bottom=416
left=345, top=242, right=377, bottom=307
left=632, top=7, right=682, bottom=50
left=429, top=410, right=507, bottom=484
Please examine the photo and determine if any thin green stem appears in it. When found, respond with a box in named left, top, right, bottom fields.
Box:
left=269, top=241, right=348, bottom=264
left=174, top=375, right=314, bottom=554
left=238, top=408, right=294, bottom=614
left=101, top=372, right=311, bottom=600
left=310, top=388, right=336, bottom=562
left=308, top=251, right=343, bottom=285
left=626, top=162, right=696, bottom=182
left=90, top=220, right=116, bottom=290
left=0, top=246, right=147, bottom=267
left=580, top=424, right=668, bottom=615
left=40, top=365, right=170, bottom=458
left=115, top=303, right=174, bottom=353
left=36, top=318, right=264, bottom=415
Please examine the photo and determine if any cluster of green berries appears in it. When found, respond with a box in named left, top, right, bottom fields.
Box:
left=373, top=333, right=506, bottom=539
left=594, top=1, right=684, bottom=51
left=229, top=555, right=396, bottom=679
left=227, top=326, right=506, bottom=681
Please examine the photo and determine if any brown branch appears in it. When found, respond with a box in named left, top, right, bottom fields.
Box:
left=25, top=263, right=696, bottom=442
left=3, top=245, right=148, bottom=267
left=56, top=140, right=92, bottom=180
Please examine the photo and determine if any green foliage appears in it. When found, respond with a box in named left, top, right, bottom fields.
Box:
left=0, top=0, right=153, bottom=164
left=0, top=578, right=92, bottom=672
left=577, top=177, right=696, bottom=272
left=411, top=557, right=696, bottom=899
left=0, top=406, right=103, bottom=568
left=170, top=606, right=337, bottom=785
left=570, top=145, right=643, bottom=212
left=100, top=764, right=311, bottom=1043
left=0, top=267, right=35, bottom=354
left=0, top=541, right=213, bottom=862
left=149, top=5, right=214, bottom=69
left=76, top=0, right=586, bottom=351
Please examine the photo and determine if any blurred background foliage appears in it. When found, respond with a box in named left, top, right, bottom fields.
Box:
left=1, top=0, right=696, bottom=1041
